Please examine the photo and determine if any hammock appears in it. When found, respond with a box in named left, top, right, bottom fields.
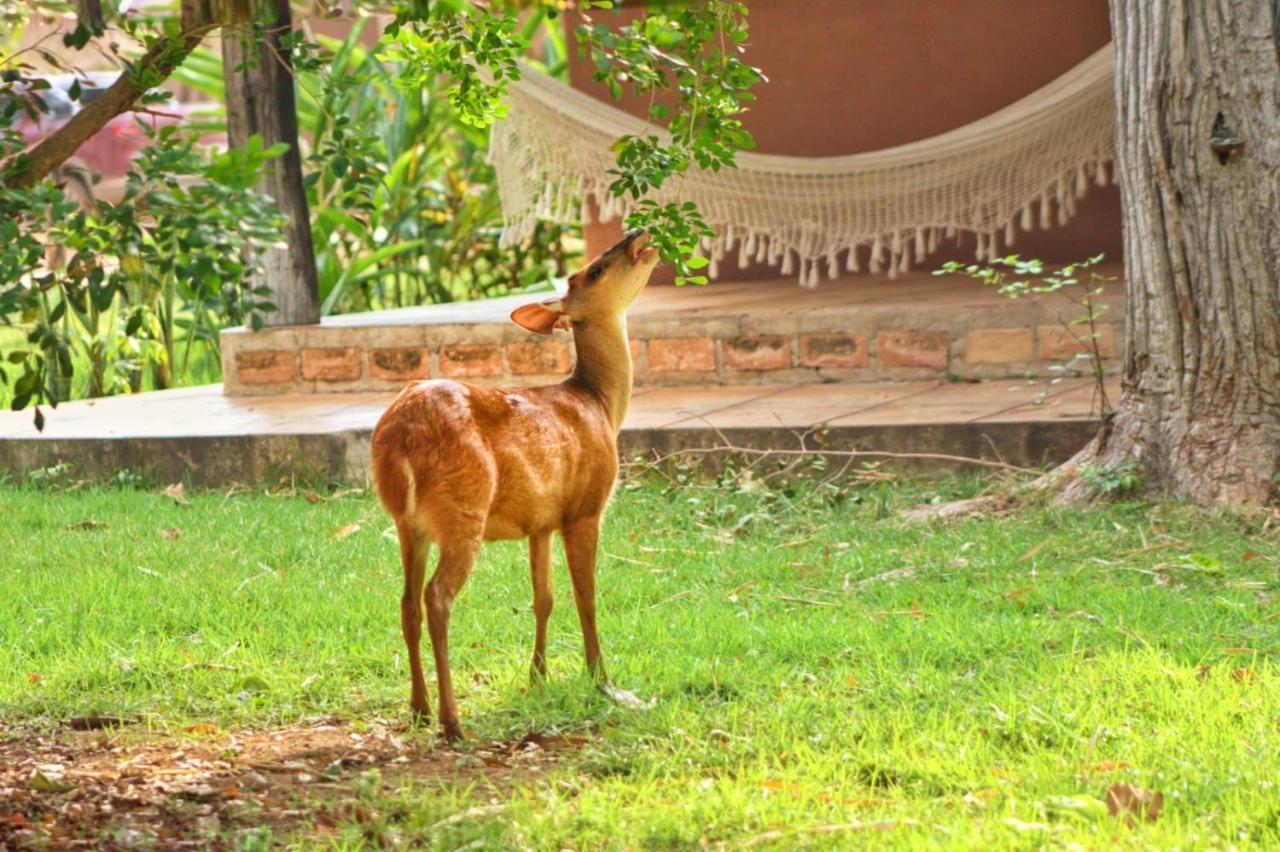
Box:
left=490, top=45, right=1116, bottom=285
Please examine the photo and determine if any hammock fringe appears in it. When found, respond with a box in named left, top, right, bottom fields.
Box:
left=490, top=47, right=1116, bottom=284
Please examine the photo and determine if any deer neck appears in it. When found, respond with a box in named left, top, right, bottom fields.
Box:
left=569, top=314, right=633, bottom=433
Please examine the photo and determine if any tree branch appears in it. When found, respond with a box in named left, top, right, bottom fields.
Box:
left=0, top=24, right=216, bottom=190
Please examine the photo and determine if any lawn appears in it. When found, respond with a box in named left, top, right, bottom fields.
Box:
left=2, top=472, right=1278, bottom=848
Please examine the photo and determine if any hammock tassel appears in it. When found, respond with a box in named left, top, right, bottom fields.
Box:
left=491, top=46, right=1117, bottom=286
left=805, top=262, right=820, bottom=288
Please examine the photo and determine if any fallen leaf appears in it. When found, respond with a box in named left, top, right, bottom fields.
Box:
left=845, top=675, right=859, bottom=689
left=1018, top=541, right=1047, bottom=562
left=1044, top=794, right=1108, bottom=822
left=161, top=527, right=181, bottom=540
left=1003, top=585, right=1035, bottom=605
left=30, top=770, right=74, bottom=793
left=234, top=674, right=271, bottom=694
left=1105, top=782, right=1163, bottom=824
left=186, top=722, right=220, bottom=735
left=1085, top=760, right=1130, bottom=773
left=872, top=609, right=928, bottom=619
left=305, top=491, right=323, bottom=504
left=332, top=523, right=361, bottom=540
left=1242, top=550, right=1260, bottom=562
left=1196, top=664, right=1212, bottom=680
left=67, top=519, right=109, bottom=530
left=1223, top=647, right=1255, bottom=655
left=27, top=672, right=41, bottom=683
left=163, top=482, right=191, bottom=506
left=1232, top=668, right=1258, bottom=684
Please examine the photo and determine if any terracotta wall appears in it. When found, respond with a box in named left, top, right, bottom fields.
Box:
left=569, top=0, right=1122, bottom=279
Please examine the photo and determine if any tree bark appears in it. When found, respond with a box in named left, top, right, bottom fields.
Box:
left=1062, top=2, right=1280, bottom=505
left=221, top=0, right=320, bottom=326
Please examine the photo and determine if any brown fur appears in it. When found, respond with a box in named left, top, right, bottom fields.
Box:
left=370, top=230, right=659, bottom=740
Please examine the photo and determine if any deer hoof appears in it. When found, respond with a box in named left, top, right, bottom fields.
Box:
left=440, top=717, right=466, bottom=742
left=409, top=702, right=431, bottom=724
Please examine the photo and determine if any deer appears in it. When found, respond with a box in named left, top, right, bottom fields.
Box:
left=370, top=228, right=660, bottom=741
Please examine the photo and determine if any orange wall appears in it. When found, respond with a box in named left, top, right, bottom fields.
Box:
left=569, top=1, right=1122, bottom=278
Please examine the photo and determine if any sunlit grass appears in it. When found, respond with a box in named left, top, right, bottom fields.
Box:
left=2, top=476, right=1277, bottom=848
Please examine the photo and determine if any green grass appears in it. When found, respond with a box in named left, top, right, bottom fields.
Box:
left=3, top=474, right=1279, bottom=848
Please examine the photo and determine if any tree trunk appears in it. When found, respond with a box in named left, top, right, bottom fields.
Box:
left=1064, top=2, right=1280, bottom=505
left=221, top=0, right=320, bottom=327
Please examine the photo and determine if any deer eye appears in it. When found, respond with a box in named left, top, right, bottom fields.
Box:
left=586, top=265, right=603, bottom=282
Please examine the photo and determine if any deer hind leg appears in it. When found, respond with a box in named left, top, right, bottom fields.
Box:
left=562, top=516, right=606, bottom=682
left=397, top=522, right=431, bottom=721
left=529, top=531, right=554, bottom=682
left=426, top=533, right=481, bottom=741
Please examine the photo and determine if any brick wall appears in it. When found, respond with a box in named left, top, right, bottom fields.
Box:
left=222, top=318, right=1121, bottom=396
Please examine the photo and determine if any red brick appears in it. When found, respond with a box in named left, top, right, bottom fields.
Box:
left=236, top=350, right=296, bottom=385
left=440, top=343, right=502, bottom=378
left=370, top=347, right=429, bottom=381
left=875, top=331, right=949, bottom=369
left=506, top=341, right=572, bottom=375
left=1038, top=323, right=1117, bottom=360
left=629, top=339, right=642, bottom=359
left=798, top=333, right=869, bottom=368
left=648, top=337, right=716, bottom=373
left=722, top=335, right=791, bottom=371
left=963, top=328, right=1033, bottom=364
left=301, top=347, right=361, bottom=382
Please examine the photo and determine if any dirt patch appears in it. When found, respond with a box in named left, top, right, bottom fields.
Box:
left=0, top=717, right=588, bottom=848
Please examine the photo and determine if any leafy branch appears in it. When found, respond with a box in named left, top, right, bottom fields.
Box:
left=383, top=0, right=762, bottom=284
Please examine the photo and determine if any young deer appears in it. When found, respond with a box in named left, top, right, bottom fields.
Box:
left=371, top=229, right=660, bottom=740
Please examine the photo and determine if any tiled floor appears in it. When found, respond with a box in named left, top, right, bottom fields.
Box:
left=0, top=376, right=1116, bottom=440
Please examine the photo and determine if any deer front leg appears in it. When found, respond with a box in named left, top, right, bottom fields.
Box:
left=425, top=537, right=479, bottom=742
left=529, top=531, right=553, bottom=682
left=397, top=524, right=430, bottom=722
left=562, top=516, right=606, bottom=682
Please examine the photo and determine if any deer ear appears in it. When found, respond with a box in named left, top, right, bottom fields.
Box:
left=510, top=299, right=566, bottom=336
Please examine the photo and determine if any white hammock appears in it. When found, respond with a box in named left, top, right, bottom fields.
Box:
left=490, top=45, right=1116, bottom=285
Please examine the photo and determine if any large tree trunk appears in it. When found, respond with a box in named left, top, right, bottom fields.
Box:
left=1062, top=1, right=1280, bottom=506
left=221, top=0, right=320, bottom=327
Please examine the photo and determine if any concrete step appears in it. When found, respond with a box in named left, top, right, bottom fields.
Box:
left=0, top=377, right=1114, bottom=486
